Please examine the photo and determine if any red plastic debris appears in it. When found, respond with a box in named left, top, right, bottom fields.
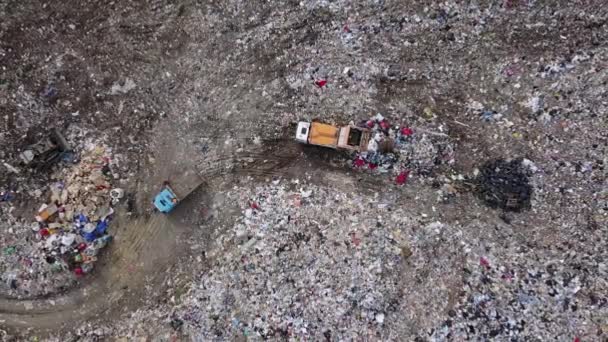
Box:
left=77, top=242, right=87, bottom=251
left=480, top=257, right=491, bottom=268
left=315, top=79, right=327, bottom=88
left=574, top=338, right=580, bottom=342
left=401, top=127, right=413, bottom=136
left=396, top=171, right=409, bottom=185
left=351, top=233, right=361, bottom=246
left=39, top=228, right=50, bottom=238
left=504, top=0, right=520, bottom=9
left=291, top=195, right=302, bottom=208
left=368, top=163, right=378, bottom=170
left=379, top=120, right=390, bottom=130
left=74, top=267, right=84, bottom=276
left=343, top=25, right=351, bottom=33
left=250, top=202, right=260, bottom=210
left=354, top=157, right=366, bottom=167
left=366, top=120, right=375, bottom=128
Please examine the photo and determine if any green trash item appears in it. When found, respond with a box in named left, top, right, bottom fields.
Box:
left=51, top=262, right=63, bottom=273
left=3, top=246, right=16, bottom=255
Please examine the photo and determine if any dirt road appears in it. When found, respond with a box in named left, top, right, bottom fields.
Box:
left=0, top=213, right=178, bottom=333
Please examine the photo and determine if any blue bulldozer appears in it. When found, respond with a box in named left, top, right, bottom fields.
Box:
left=153, top=170, right=203, bottom=213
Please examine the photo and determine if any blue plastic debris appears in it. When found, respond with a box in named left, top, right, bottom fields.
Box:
left=83, top=231, right=96, bottom=242
left=93, top=235, right=113, bottom=249
left=481, top=110, right=497, bottom=121
left=75, top=214, right=88, bottom=230
left=75, top=214, right=100, bottom=241
left=41, top=85, right=58, bottom=98
left=95, top=220, right=109, bottom=236
left=0, top=191, right=14, bottom=202
left=61, top=151, right=76, bottom=163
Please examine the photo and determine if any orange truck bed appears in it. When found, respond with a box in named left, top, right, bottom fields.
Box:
left=309, top=122, right=339, bottom=147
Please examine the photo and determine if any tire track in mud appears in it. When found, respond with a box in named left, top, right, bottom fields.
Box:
left=208, top=139, right=382, bottom=189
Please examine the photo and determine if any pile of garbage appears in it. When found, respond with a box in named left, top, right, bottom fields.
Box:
left=163, top=180, right=457, bottom=340
left=352, top=114, right=454, bottom=181
left=47, top=170, right=607, bottom=341
left=0, top=144, right=118, bottom=297
left=0, top=216, right=78, bottom=297
left=430, top=218, right=608, bottom=341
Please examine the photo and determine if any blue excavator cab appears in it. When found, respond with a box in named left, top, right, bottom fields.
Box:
left=153, top=186, right=179, bottom=213
left=152, top=172, right=203, bottom=214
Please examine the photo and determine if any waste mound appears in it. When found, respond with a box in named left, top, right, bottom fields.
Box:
left=352, top=114, right=454, bottom=181
left=165, top=180, right=460, bottom=340
left=0, top=143, right=119, bottom=298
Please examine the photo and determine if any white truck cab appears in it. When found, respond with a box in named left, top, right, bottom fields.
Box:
left=296, top=122, right=311, bottom=143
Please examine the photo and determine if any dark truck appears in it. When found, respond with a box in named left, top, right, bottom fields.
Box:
left=19, top=128, right=71, bottom=169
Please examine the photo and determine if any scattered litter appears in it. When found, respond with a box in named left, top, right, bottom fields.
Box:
left=110, top=78, right=137, bottom=95
left=41, top=85, right=58, bottom=98
left=0, top=191, right=14, bottom=202
left=521, top=158, right=539, bottom=173
left=164, top=182, right=459, bottom=341
left=3, top=163, right=20, bottom=174
left=396, top=170, right=409, bottom=185
left=480, top=110, right=502, bottom=122
left=110, top=188, right=125, bottom=201
left=0, top=2, right=605, bottom=341
left=300, top=189, right=312, bottom=198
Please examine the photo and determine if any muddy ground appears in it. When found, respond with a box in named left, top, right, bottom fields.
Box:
left=1, top=0, right=607, bottom=340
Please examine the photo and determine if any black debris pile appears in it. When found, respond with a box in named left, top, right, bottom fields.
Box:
left=474, top=158, right=532, bottom=212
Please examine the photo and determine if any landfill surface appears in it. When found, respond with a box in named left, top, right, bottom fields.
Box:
left=1, top=0, right=607, bottom=340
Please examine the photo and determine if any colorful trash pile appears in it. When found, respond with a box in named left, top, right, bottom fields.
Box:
left=33, top=145, right=116, bottom=276
left=0, top=144, right=118, bottom=298
left=352, top=114, right=455, bottom=182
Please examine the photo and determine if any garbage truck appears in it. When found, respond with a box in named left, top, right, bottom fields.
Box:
left=295, top=121, right=371, bottom=152
left=153, top=170, right=203, bottom=213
